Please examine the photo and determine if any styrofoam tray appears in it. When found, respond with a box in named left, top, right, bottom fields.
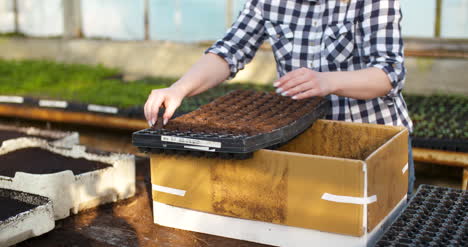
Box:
left=0, top=124, right=79, bottom=148
left=0, top=138, right=135, bottom=220
left=152, top=196, right=407, bottom=247
left=0, top=188, right=55, bottom=247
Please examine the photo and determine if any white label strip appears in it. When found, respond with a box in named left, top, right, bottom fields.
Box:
left=0, top=96, right=24, bottom=104
left=39, top=100, right=68, bottom=108
left=402, top=163, right=409, bottom=174
left=184, top=145, right=216, bottom=152
left=88, top=104, right=118, bottom=114
left=152, top=184, right=186, bottom=196
left=321, top=193, right=377, bottom=205
left=161, top=135, right=221, bottom=148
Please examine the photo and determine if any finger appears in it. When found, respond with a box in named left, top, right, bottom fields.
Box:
left=149, top=95, right=164, bottom=126
left=278, top=74, right=310, bottom=95
left=162, top=98, right=181, bottom=125
left=145, top=91, right=159, bottom=119
left=144, top=95, right=155, bottom=125
left=286, top=81, right=317, bottom=97
left=292, top=89, right=321, bottom=100
left=275, top=69, right=305, bottom=88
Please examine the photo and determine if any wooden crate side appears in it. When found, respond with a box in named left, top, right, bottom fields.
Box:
left=151, top=150, right=366, bottom=236
left=280, top=120, right=402, bottom=160
left=365, top=129, right=409, bottom=232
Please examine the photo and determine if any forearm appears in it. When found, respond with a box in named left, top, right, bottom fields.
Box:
left=326, top=67, right=393, bottom=100
left=171, top=53, right=230, bottom=97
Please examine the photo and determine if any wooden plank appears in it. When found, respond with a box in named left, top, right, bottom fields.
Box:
left=366, top=130, right=408, bottom=232
left=13, top=0, right=19, bottom=33
left=403, top=37, right=468, bottom=59
left=63, top=0, right=83, bottom=39
left=144, top=0, right=150, bottom=40
left=413, top=148, right=468, bottom=168
left=199, top=38, right=468, bottom=59
left=463, top=168, right=467, bottom=191
left=0, top=104, right=147, bottom=131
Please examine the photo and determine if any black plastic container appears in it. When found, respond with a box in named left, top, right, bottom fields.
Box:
left=132, top=94, right=330, bottom=159
left=412, top=137, right=468, bottom=153
left=375, top=184, right=467, bottom=247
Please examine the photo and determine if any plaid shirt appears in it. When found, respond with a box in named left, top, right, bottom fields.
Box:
left=206, top=0, right=413, bottom=132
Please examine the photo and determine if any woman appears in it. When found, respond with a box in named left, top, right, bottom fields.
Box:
left=144, top=0, right=415, bottom=193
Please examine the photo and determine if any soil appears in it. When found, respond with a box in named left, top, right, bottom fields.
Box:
left=0, top=196, right=37, bottom=222
left=0, top=130, right=56, bottom=145
left=159, top=90, right=325, bottom=136
left=0, top=147, right=111, bottom=177
left=16, top=157, right=272, bottom=247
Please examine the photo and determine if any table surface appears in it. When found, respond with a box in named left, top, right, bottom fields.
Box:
left=16, top=157, right=271, bottom=247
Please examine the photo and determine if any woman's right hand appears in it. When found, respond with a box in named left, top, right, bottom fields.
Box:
left=144, top=86, right=187, bottom=127
left=143, top=53, right=231, bottom=127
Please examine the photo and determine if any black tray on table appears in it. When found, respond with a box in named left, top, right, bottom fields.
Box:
left=132, top=94, right=330, bottom=159
left=375, top=184, right=467, bottom=247
left=411, top=137, right=468, bottom=153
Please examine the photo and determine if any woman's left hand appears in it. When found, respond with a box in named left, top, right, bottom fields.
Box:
left=273, top=67, right=334, bottom=100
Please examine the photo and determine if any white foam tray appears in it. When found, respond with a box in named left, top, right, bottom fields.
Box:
left=153, top=196, right=407, bottom=247
left=0, top=124, right=79, bottom=148
left=0, top=138, right=135, bottom=220
left=0, top=189, right=55, bottom=247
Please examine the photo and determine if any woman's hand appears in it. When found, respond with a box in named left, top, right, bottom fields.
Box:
left=143, top=53, right=231, bottom=127
left=273, top=68, right=335, bottom=100
left=144, top=86, right=187, bottom=127
left=274, top=67, right=394, bottom=100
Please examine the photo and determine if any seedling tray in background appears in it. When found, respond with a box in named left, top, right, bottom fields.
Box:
left=412, top=137, right=468, bottom=153
left=132, top=91, right=330, bottom=159
left=375, top=184, right=467, bottom=247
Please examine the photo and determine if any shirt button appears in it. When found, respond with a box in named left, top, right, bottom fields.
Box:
left=275, top=34, right=281, bottom=39
left=310, top=42, right=314, bottom=46
left=313, top=21, right=318, bottom=27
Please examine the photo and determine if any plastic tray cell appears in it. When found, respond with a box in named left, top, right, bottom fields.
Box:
left=375, top=184, right=467, bottom=247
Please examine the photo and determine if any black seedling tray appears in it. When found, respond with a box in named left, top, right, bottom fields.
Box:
left=375, top=184, right=467, bottom=247
left=132, top=97, right=330, bottom=159
left=412, top=137, right=468, bottom=153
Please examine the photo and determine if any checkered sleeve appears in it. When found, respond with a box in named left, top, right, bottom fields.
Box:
left=205, top=0, right=266, bottom=79
left=359, top=0, right=406, bottom=97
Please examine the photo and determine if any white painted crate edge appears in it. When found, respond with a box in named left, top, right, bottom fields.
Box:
left=152, top=196, right=407, bottom=247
